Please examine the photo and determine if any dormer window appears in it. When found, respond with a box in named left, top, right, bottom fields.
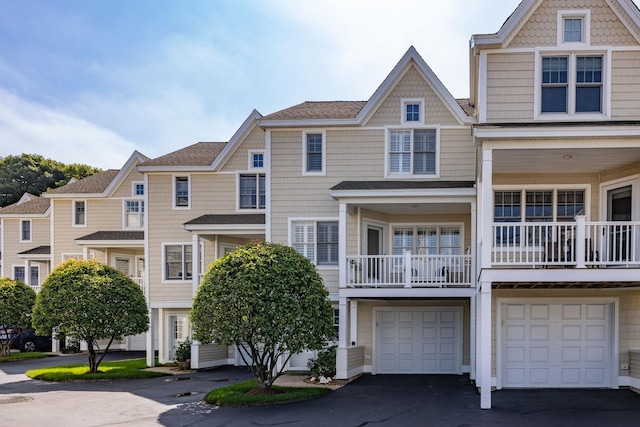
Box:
left=557, top=10, right=590, bottom=46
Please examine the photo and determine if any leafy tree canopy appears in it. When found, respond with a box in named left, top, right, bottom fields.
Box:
left=191, top=242, right=335, bottom=389
left=33, top=259, right=148, bottom=372
left=0, top=278, right=36, bottom=356
left=0, top=153, right=101, bottom=207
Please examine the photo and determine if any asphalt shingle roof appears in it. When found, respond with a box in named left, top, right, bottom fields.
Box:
left=47, top=169, right=120, bottom=195
left=261, top=101, right=367, bottom=121
left=75, top=231, right=144, bottom=241
left=18, top=246, right=51, bottom=256
left=141, top=142, right=227, bottom=167
left=184, top=214, right=265, bottom=226
left=0, top=196, right=50, bottom=215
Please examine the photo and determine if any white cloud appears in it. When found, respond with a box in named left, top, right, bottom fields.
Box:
left=0, top=88, right=137, bottom=169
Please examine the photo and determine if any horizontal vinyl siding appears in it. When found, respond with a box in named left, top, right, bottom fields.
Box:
left=219, top=126, right=265, bottom=172
left=199, top=343, right=229, bottom=362
left=110, top=168, right=145, bottom=199
left=611, top=51, right=640, bottom=119
left=2, top=217, right=51, bottom=278
left=440, top=128, right=475, bottom=180
left=485, top=53, right=535, bottom=122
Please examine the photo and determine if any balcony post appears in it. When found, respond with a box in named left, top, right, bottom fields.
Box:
left=480, top=148, right=493, bottom=270
left=404, top=252, right=412, bottom=288
left=575, top=215, right=586, bottom=268
left=339, top=202, right=348, bottom=289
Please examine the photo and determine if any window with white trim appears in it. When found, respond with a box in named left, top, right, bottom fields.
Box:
left=30, top=266, right=39, bottom=286
left=124, top=200, right=144, bottom=228
left=557, top=10, right=590, bottom=45
left=239, top=173, right=265, bottom=210
left=541, top=54, right=603, bottom=114
left=388, top=129, right=437, bottom=176
left=132, top=182, right=144, bottom=196
left=392, top=226, right=461, bottom=257
left=73, top=201, right=86, bottom=226
left=249, top=150, right=265, bottom=169
left=174, top=176, right=190, bottom=208
left=13, top=266, right=25, bottom=283
left=303, top=131, right=325, bottom=175
left=164, top=244, right=193, bottom=281
left=564, top=17, right=583, bottom=43
left=401, top=98, right=424, bottom=124
left=291, top=220, right=338, bottom=266
left=20, top=220, right=31, bottom=242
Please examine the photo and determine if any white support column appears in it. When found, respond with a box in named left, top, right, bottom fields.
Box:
left=146, top=307, right=155, bottom=367
left=158, top=308, right=165, bottom=364
left=339, top=202, right=348, bottom=289
left=192, top=233, right=200, bottom=297
left=23, top=259, right=30, bottom=286
left=479, top=280, right=492, bottom=409
left=336, top=297, right=349, bottom=379
left=349, top=300, right=358, bottom=346
left=470, top=293, right=476, bottom=381
left=481, top=148, right=493, bottom=270
left=575, top=215, right=586, bottom=268
left=83, top=246, right=89, bottom=260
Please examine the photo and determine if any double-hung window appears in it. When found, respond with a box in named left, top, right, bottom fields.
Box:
left=392, top=226, right=461, bottom=257
left=73, top=201, right=86, bottom=226
left=124, top=200, right=144, bottom=228
left=389, top=129, right=437, bottom=176
left=174, top=176, right=189, bottom=208
left=165, top=244, right=193, bottom=280
left=291, top=220, right=338, bottom=266
left=13, top=266, right=25, bottom=283
left=303, top=131, right=325, bottom=175
left=239, top=174, right=265, bottom=210
left=20, top=220, right=31, bottom=242
left=540, top=54, right=603, bottom=115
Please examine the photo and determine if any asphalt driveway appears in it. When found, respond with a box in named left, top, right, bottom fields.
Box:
left=2, top=353, right=640, bottom=426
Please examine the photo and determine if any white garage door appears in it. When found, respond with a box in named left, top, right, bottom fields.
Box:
left=502, top=302, right=613, bottom=388
left=376, top=308, right=462, bottom=374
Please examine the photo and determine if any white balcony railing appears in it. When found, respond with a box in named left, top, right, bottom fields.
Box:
left=346, top=253, right=473, bottom=288
left=492, top=218, right=640, bottom=268
left=131, top=277, right=145, bottom=295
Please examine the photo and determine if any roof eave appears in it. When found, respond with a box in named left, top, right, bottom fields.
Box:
left=330, top=188, right=477, bottom=199
left=258, top=118, right=359, bottom=128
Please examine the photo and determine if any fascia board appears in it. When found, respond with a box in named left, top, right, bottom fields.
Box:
left=475, top=126, right=640, bottom=139
left=211, top=110, right=263, bottom=171
left=74, top=239, right=144, bottom=246
left=330, top=188, right=477, bottom=199
left=258, top=118, right=358, bottom=128
left=183, top=224, right=266, bottom=232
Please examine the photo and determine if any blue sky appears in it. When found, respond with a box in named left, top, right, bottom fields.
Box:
left=0, top=0, right=534, bottom=168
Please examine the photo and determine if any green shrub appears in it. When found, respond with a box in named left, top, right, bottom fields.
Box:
left=309, top=345, right=336, bottom=378
left=173, top=339, right=191, bottom=362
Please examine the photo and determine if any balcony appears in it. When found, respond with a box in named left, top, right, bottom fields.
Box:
left=346, top=253, right=473, bottom=288
left=131, top=277, right=145, bottom=295
left=492, top=218, right=640, bottom=268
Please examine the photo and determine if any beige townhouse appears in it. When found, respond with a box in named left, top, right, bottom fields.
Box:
left=0, top=193, right=51, bottom=292
left=472, top=0, right=640, bottom=408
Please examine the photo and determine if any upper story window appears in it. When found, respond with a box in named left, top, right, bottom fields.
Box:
left=401, top=98, right=424, bottom=125
left=239, top=173, right=265, bottom=210
left=540, top=54, right=603, bottom=115
left=393, top=225, right=461, bottom=257
left=291, top=220, right=338, bottom=266
left=563, top=18, right=582, bottom=43
left=165, top=244, right=192, bottom=281
left=388, top=129, right=438, bottom=176
left=174, top=176, right=190, bottom=208
left=249, top=150, right=265, bottom=169
left=303, top=131, right=325, bottom=175
left=124, top=200, right=144, bottom=229
left=73, top=200, right=86, bottom=226
left=132, top=182, right=144, bottom=196
left=494, top=189, right=585, bottom=223
left=13, top=266, right=25, bottom=283
left=20, top=220, right=31, bottom=242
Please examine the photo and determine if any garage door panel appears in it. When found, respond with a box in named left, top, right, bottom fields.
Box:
left=502, top=302, right=612, bottom=388
left=377, top=308, right=461, bottom=374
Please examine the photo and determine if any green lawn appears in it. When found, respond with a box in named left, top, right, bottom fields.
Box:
left=26, top=358, right=168, bottom=381
left=205, top=379, right=332, bottom=407
left=0, top=352, right=56, bottom=363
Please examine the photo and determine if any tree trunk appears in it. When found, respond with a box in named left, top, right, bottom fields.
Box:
left=87, top=341, right=98, bottom=373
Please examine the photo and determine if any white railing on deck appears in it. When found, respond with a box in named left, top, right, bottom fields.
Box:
left=346, top=253, right=472, bottom=288
left=492, top=219, right=640, bottom=268
left=131, top=277, right=145, bottom=295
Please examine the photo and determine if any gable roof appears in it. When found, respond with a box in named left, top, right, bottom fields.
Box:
left=0, top=194, right=51, bottom=216
left=259, top=46, right=474, bottom=127
left=75, top=231, right=144, bottom=242
left=139, top=110, right=263, bottom=172
left=45, top=151, right=149, bottom=198
left=471, top=0, right=640, bottom=49
left=139, top=142, right=227, bottom=168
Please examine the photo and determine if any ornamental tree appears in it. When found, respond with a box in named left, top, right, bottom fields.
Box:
left=191, top=242, right=334, bottom=390
left=0, top=278, right=36, bottom=356
left=33, top=259, right=149, bottom=372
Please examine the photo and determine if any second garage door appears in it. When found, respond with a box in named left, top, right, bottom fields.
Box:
left=501, top=302, right=613, bottom=388
left=376, top=307, right=462, bottom=374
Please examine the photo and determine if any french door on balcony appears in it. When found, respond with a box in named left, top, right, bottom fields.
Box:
left=366, top=225, right=384, bottom=281
left=606, top=185, right=632, bottom=262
